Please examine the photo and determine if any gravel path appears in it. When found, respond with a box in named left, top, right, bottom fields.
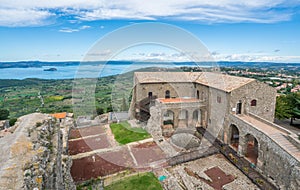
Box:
left=0, top=113, right=48, bottom=189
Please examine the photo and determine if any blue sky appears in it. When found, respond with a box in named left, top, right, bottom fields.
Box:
left=0, top=0, right=300, bottom=62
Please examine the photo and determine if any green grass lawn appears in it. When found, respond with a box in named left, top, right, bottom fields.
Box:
left=110, top=121, right=151, bottom=144
left=104, top=172, right=162, bottom=190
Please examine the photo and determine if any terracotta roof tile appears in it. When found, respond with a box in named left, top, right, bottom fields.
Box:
left=50, top=112, right=67, bottom=119
left=135, top=72, right=255, bottom=92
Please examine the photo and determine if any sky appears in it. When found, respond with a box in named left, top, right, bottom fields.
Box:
left=0, top=0, right=300, bottom=62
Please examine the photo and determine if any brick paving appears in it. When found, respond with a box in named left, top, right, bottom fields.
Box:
left=69, top=125, right=167, bottom=182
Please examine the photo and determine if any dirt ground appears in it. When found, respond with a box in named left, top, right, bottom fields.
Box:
left=131, top=142, right=167, bottom=167
left=68, top=134, right=112, bottom=155
left=69, top=125, right=106, bottom=139
left=70, top=141, right=168, bottom=182
left=71, top=153, right=129, bottom=182
left=69, top=125, right=167, bottom=182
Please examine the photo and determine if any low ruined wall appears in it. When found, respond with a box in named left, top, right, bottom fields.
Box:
left=168, top=146, right=218, bottom=166
left=23, top=118, right=76, bottom=190
left=229, top=114, right=300, bottom=189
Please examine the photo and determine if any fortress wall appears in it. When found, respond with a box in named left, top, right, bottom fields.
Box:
left=228, top=114, right=300, bottom=189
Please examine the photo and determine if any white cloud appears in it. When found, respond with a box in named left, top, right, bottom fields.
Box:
left=59, top=25, right=91, bottom=33
left=113, top=50, right=300, bottom=63
left=0, top=8, right=53, bottom=26
left=80, top=25, right=91, bottom=29
left=0, top=0, right=299, bottom=26
left=58, top=28, right=79, bottom=33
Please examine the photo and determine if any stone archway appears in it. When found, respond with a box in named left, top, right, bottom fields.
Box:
left=163, top=110, right=174, bottom=126
left=244, top=134, right=259, bottom=165
left=192, top=109, right=201, bottom=127
left=162, top=110, right=175, bottom=137
left=178, top=109, right=188, bottom=128
left=229, top=124, right=239, bottom=151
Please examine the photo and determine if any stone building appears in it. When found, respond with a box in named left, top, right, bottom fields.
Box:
left=129, top=71, right=300, bottom=189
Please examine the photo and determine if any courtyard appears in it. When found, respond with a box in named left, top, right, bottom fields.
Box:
left=157, top=153, right=259, bottom=190
left=68, top=122, right=167, bottom=183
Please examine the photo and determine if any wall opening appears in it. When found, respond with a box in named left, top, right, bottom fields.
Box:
left=193, top=109, right=201, bottom=127
left=163, top=110, right=174, bottom=126
left=245, top=134, right=259, bottom=165
left=236, top=101, right=242, bottom=114
left=178, top=109, right=188, bottom=128
left=251, top=99, right=257, bottom=106
left=165, top=90, right=170, bottom=99
left=197, top=90, right=200, bottom=99
left=229, top=124, right=239, bottom=151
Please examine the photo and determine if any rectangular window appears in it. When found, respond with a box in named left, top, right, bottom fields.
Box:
left=217, top=96, right=221, bottom=103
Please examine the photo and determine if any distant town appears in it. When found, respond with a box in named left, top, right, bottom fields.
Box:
left=181, top=64, right=300, bottom=95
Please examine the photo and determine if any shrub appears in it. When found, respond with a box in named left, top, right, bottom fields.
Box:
left=96, top=107, right=104, bottom=115
left=9, top=118, right=17, bottom=126
left=243, top=167, right=249, bottom=173
left=0, top=109, right=9, bottom=120
left=36, top=122, right=42, bottom=127
left=255, top=178, right=264, bottom=185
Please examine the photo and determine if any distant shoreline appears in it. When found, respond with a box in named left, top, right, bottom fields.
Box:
left=0, top=61, right=300, bottom=69
left=0, top=61, right=299, bottom=80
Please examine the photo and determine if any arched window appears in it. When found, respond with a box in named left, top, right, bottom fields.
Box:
left=148, top=92, right=152, bottom=98
left=196, top=90, right=200, bottom=99
left=251, top=99, right=257, bottom=106
left=165, top=90, right=170, bottom=99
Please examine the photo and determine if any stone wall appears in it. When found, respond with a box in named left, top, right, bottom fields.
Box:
left=227, top=114, right=300, bottom=189
left=23, top=117, right=76, bottom=190
left=207, top=88, right=229, bottom=138
left=230, top=81, right=276, bottom=122
left=146, top=105, right=163, bottom=139
left=135, top=82, right=196, bottom=102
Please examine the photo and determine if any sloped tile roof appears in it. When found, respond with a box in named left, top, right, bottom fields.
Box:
left=135, top=72, right=255, bottom=92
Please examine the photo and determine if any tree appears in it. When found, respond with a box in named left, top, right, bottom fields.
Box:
left=96, top=107, right=104, bottom=115
left=0, top=109, right=9, bottom=120
left=275, top=96, right=292, bottom=120
left=106, top=105, right=113, bottom=113
left=120, top=97, right=128, bottom=111
left=286, top=92, right=300, bottom=125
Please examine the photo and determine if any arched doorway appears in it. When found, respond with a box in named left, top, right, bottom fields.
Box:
left=193, top=109, right=201, bottom=127
left=163, top=110, right=174, bottom=126
left=162, top=110, right=175, bottom=137
left=178, top=109, right=188, bottom=128
left=245, top=134, right=259, bottom=165
left=229, top=124, right=239, bottom=151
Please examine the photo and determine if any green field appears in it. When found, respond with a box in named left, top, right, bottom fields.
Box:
left=110, top=121, right=151, bottom=144
left=0, top=75, right=131, bottom=118
left=104, top=172, right=162, bottom=190
left=0, top=67, right=178, bottom=119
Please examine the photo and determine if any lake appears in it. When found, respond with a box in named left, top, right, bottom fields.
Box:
left=0, top=62, right=204, bottom=79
